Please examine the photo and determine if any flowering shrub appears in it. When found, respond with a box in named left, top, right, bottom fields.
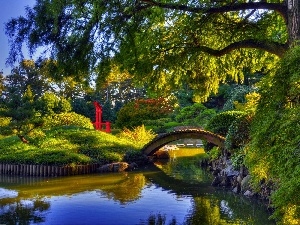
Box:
left=116, top=97, right=176, bottom=128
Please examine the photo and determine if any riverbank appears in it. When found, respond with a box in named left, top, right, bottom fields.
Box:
left=205, top=155, right=275, bottom=211
left=0, top=126, right=148, bottom=169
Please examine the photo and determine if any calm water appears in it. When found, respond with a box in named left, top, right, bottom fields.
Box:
left=0, top=149, right=275, bottom=225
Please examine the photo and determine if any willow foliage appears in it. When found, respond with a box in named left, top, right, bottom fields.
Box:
left=245, top=46, right=300, bottom=223
left=5, top=0, right=287, bottom=100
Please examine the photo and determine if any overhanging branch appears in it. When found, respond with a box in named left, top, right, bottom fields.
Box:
left=191, top=39, right=288, bottom=57
left=139, top=0, right=287, bottom=23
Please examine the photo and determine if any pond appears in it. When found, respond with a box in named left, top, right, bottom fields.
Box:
left=0, top=148, right=275, bottom=225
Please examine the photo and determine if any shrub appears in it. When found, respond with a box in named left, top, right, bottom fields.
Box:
left=231, top=149, right=245, bottom=170
left=0, top=117, right=12, bottom=136
left=43, top=112, right=94, bottom=129
left=175, top=103, right=216, bottom=127
left=117, top=125, right=156, bottom=149
left=224, top=114, right=251, bottom=151
left=204, top=111, right=245, bottom=151
left=207, top=146, right=221, bottom=160
left=205, top=111, right=245, bottom=136
left=123, top=149, right=149, bottom=165
left=115, top=97, right=176, bottom=129
left=0, top=126, right=139, bottom=166
left=222, top=85, right=255, bottom=111
left=144, top=118, right=180, bottom=133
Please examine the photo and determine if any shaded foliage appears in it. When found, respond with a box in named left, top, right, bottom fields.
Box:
left=245, top=46, right=300, bottom=223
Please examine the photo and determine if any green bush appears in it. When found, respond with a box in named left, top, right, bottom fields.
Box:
left=0, top=117, right=12, bottom=136
left=205, top=111, right=245, bottom=136
left=145, top=119, right=181, bottom=133
left=222, top=85, right=255, bottom=111
left=123, top=149, right=149, bottom=165
left=231, top=149, right=245, bottom=170
left=43, top=112, right=94, bottom=129
left=207, top=146, right=221, bottom=160
left=175, top=103, right=216, bottom=127
left=224, top=113, right=251, bottom=151
left=36, top=92, right=72, bottom=115
left=117, top=125, right=156, bottom=149
left=204, top=111, right=245, bottom=151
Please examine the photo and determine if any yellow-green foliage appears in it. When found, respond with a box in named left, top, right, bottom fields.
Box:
left=234, top=92, right=260, bottom=115
left=245, top=46, right=300, bottom=223
left=43, top=112, right=94, bottom=129
left=0, top=126, right=138, bottom=166
left=117, top=125, right=156, bottom=149
left=0, top=117, right=12, bottom=135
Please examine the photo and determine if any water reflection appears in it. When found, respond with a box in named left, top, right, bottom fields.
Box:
left=0, top=150, right=275, bottom=224
left=0, top=198, right=50, bottom=224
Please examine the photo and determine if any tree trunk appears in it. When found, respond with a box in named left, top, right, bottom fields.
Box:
left=18, top=135, right=29, bottom=144
left=287, top=0, right=300, bottom=45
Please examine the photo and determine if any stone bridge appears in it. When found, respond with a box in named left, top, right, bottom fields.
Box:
left=141, top=128, right=226, bottom=156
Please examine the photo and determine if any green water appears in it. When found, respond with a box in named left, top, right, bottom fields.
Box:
left=0, top=148, right=275, bottom=225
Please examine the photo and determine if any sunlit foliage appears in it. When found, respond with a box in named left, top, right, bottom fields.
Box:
left=5, top=0, right=288, bottom=100
left=245, top=46, right=300, bottom=223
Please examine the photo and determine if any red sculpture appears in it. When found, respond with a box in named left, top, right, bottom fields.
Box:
left=92, top=101, right=111, bottom=133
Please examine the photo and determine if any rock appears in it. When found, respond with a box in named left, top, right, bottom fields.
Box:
left=97, top=163, right=114, bottom=172
left=232, top=186, right=240, bottom=194
left=126, top=162, right=138, bottom=171
left=212, top=168, right=221, bottom=176
left=211, top=176, right=222, bottom=186
left=236, top=174, right=243, bottom=184
left=97, top=162, right=130, bottom=173
left=241, top=175, right=251, bottom=191
left=113, top=162, right=129, bottom=172
left=220, top=176, right=231, bottom=187
left=243, top=190, right=254, bottom=197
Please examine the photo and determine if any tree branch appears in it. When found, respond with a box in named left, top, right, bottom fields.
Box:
left=190, top=39, right=288, bottom=57
left=139, top=0, right=287, bottom=23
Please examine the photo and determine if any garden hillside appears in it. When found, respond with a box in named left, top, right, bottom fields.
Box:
left=0, top=125, right=153, bottom=166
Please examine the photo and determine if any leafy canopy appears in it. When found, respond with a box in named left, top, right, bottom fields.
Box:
left=5, top=0, right=288, bottom=100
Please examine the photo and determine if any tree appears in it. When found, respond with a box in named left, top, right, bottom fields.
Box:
left=5, top=0, right=296, bottom=101
left=2, top=60, right=52, bottom=101
left=1, top=86, right=43, bottom=143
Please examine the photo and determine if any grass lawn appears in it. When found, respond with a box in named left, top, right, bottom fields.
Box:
left=0, top=126, right=140, bottom=166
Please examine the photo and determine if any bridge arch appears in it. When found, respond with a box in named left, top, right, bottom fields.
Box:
left=141, top=128, right=225, bottom=156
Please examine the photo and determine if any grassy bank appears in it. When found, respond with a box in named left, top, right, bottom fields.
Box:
left=0, top=126, right=140, bottom=166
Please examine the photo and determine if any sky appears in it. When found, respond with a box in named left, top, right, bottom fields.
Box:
left=0, top=0, right=36, bottom=76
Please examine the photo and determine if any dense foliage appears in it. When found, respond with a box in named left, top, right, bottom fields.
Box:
left=0, top=126, right=138, bottom=166
left=224, top=114, right=251, bottom=151
left=117, top=125, right=156, bottom=149
left=115, top=97, right=176, bottom=129
left=5, top=0, right=294, bottom=100
left=245, top=46, right=300, bottom=223
left=205, top=111, right=246, bottom=137
left=175, top=103, right=216, bottom=127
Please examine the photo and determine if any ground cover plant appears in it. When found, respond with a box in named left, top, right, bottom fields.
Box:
left=0, top=126, right=140, bottom=166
